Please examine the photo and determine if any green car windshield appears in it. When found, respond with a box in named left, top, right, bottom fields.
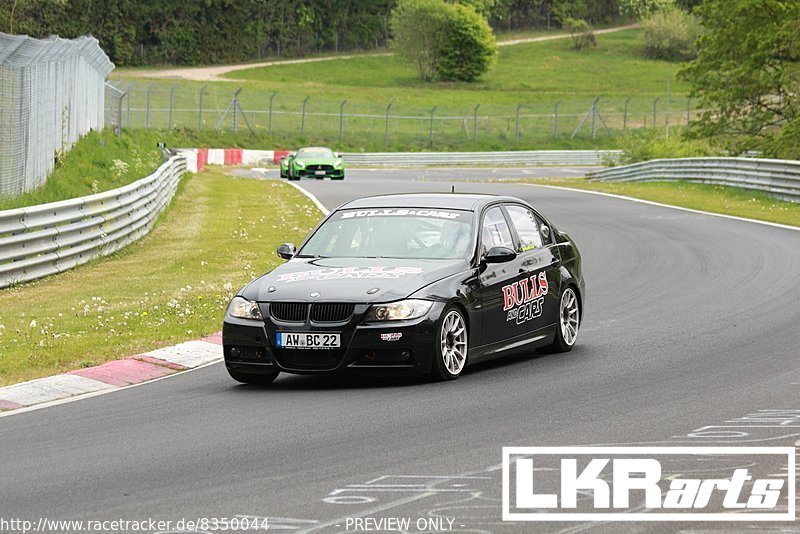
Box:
left=296, top=148, right=335, bottom=159
left=298, top=209, right=474, bottom=260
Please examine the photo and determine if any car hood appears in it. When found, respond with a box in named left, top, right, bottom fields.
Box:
left=241, top=257, right=468, bottom=303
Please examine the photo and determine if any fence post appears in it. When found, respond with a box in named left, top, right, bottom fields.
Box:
left=301, top=96, right=310, bottom=137
left=385, top=103, right=393, bottom=147
left=591, top=97, right=599, bottom=139
left=126, top=83, right=132, bottom=126
left=198, top=84, right=207, bottom=130
left=115, top=92, right=126, bottom=137
left=652, top=97, right=660, bottom=129
left=429, top=106, right=437, bottom=148
left=146, top=85, right=152, bottom=128
left=666, top=78, right=671, bottom=139
left=686, top=97, right=692, bottom=125
left=339, top=99, right=348, bottom=143
left=553, top=100, right=561, bottom=137
left=268, top=91, right=277, bottom=136
left=515, top=104, right=522, bottom=144
left=232, top=88, right=241, bottom=133
left=623, top=97, right=631, bottom=131
left=473, top=104, right=480, bottom=143
left=169, top=86, right=175, bottom=130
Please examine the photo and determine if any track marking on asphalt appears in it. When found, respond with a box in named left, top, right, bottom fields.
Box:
left=287, top=181, right=331, bottom=215
left=523, top=184, right=800, bottom=232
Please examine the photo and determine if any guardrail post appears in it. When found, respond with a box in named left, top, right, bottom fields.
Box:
left=652, top=97, right=660, bottom=129
left=553, top=100, right=561, bottom=137
left=269, top=92, right=277, bottom=136
left=429, top=106, right=437, bottom=148
left=515, top=104, right=522, bottom=144
left=301, top=96, right=310, bottom=137
left=623, top=97, right=631, bottom=131
left=339, top=99, right=348, bottom=143
left=169, top=86, right=176, bottom=130
left=385, top=103, right=393, bottom=147
left=473, top=104, right=480, bottom=143
left=146, top=85, right=152, bottom=128
left=198, top=85, right=207, bottom=130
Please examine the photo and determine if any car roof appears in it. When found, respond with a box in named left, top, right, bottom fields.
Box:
left=298, top=147, right=332, bottom=152
left=339, top=193, right=526, bottom=212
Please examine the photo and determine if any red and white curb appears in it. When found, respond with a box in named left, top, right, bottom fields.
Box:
left=0, top=333, right=222, bottom=416
left=176, top=148, right=289, bottom=173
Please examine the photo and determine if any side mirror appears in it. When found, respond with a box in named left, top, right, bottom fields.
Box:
left=484, top=246, right=516, bottom=264
left=540, top=225, right=551, bottom=241
left=277, top=243, right=296, bottom=260
left=334, top=152, right=340, bottom=158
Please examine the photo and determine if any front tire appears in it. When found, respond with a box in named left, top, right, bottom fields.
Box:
left=543, top=286, right=580, bottom=353
left=429, top=306, right=468, bottom=381
left=288, top=167, right=299, bottom=181
left=227, top=368, right=280, bottom=385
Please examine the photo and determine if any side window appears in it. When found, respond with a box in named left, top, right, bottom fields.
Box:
left=480, top=206, right=514, bottom=254
left=506, top=205, right=543, bottom=252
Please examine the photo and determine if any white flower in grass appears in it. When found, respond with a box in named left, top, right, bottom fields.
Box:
left=29, top=320, right=37, bottom=329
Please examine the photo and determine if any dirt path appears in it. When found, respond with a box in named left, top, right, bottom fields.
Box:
left=117, top=23, right=638, bottom=82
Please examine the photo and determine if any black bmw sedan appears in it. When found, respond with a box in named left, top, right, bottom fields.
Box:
left=223, top=193, right=584, bottom=383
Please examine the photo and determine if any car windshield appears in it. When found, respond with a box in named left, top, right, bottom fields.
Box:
left=297, top=148, right=334, bottom=159
left=298, top=208, right=474, bottom=260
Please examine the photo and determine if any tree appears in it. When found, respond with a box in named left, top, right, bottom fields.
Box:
left=391, top=0, right=497, bottom=82
left=438, top=3, right=498, bottom=81
left=640, top=5, right=700, bottom=60
left=391, top=0, right=452, bottom=81
left=679, top=0, right=800, bottom=158
left=563, top=17, right=596, bottom=50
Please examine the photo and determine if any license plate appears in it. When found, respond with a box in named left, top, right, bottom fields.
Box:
left=276, top=332, right=340, bottom=349
left=315, top=170, right=326, bottom=175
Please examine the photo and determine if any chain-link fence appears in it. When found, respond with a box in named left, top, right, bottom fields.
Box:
left=106, top=82, right=700, bottom=149
left=0, top=32, right=114, bottom=197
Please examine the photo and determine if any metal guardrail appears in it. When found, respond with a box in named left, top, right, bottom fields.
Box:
left=0, top=155, right=187, bottom=288
left=587, top=157, right=800, bottom=203
left=342, top=150, right=620, bottom=167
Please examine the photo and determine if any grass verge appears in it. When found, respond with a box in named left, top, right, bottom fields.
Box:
left=0, top=130, right=165, bottom=211
left=0, top=168, right=322, bottom=386
left=529, top=178, right=800, bottom=227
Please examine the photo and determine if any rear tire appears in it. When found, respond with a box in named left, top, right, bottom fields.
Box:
left=429, top=306, right=468, bottom=381
left=227, top=369, right=280, bottom=385
left=542, top=286, right=580, bottom=353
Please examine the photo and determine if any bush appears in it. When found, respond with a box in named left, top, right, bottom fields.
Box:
left=564, top=18, right=597, bottom=51
left=391, top=0, right=497, bottom=82
left=438, top=4, right=498, bottom=81
left=615, top=129, right=714, bottom=165
left=641, top=7, right=701, bottom=60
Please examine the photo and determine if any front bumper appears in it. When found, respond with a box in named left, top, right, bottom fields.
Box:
left=294, top=167, right=344, bottom=179
left=223, top=302, right=443, bottom=376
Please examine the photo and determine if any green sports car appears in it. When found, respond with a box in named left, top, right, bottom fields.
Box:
left=280, top=147, right=345, bottom=180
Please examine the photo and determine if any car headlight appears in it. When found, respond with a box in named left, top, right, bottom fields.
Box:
left=364, top=299, right=433, bottom=321
left=334, top=159, right=344, bottom=168
left=228, top=296, right=263, bottom=320
left=295, top=160, right=306, bottom=168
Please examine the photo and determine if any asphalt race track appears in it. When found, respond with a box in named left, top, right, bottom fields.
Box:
left=2, top=168, right=800, bottom=532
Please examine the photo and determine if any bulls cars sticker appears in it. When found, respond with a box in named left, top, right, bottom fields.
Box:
left=502, top=272, right=549, bottom=325
left=276, top=266, right=424, bottom=283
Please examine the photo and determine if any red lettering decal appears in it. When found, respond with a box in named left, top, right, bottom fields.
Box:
left=522, top=276, right=534, bottom=303
left=538, top=272, right=549, bottom=296
left=502, top=285, right=516, bottom=311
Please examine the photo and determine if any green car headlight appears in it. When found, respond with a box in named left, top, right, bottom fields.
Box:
left=228, top=296, right=263, bottom=320
left=364, top=299, right=433, bottom=322
left=334, top=159, right=344, bottom=169
left=295, top=160, right=306, bottom=169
